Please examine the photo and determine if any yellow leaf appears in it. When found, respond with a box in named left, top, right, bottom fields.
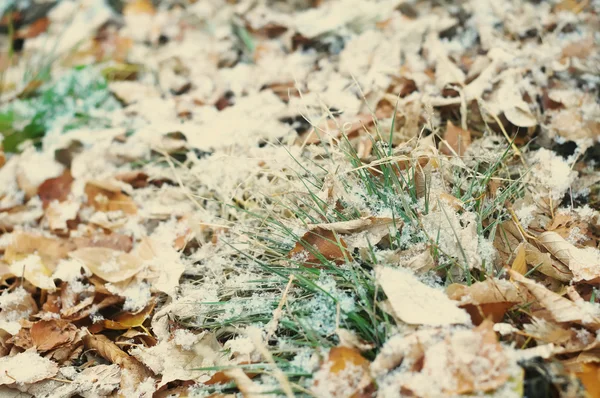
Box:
left=104, top=301, right=155, bottom=330
left=511, top=243, right=527, bottom=275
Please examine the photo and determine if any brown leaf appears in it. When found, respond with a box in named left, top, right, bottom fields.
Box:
left=537, top=231, right=600, bottom=282
left=83, top=334, right=153, bottom=388
left=289, top=228, right=352, bottom=267
left=447, top=278, right=527, bottom=324
left=440, top=121, right=471, bottom=156
left=448, top=320, right=509, bottom=394
left=30, top=319, right=78, bottom=352
left=84, top=182, right=137, bottom=215
left=123, top=0, right=156, bottom=15
left=37, top=171, right=74, bottom=208
left=524, top=242, right=573, bottom=282
left=509, top=270, right=600, bottom=328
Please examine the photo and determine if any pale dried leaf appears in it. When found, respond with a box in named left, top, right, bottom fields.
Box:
left=509, top=270, right=600, bottom=328
left=377, top=266, right=471, bottom=326
left=70, top=248, right=144, bottom=283
left=538, top=231, right=600, bottom=282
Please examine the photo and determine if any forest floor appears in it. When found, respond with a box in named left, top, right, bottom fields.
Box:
left=0, top=0, right=599, bottom=397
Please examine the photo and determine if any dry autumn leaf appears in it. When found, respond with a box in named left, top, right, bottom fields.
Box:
left=104, top=300, right=155, bottom=330
left=440, top=121, right=472, bottom=156
left=311, top=346, right=372, bottom=398
left=84, top=182, right=137, bottom=215
left=289, top=228, right=352, bottom=266
left=377, top=266, right=471, bottom=326
left=30, top=319, right=78, bottom=352
left=511, top=243, right=527, bottom=275
left=37, top=171, right=74, bottom=208
left=447, top=278, right=527, bottom=324
left=0, top=351, right=58, bottom=385
left=70, top=247, right=144, bottom=283
left=537, top=231, right=600, bottom=282
left=509, top=270, right=600, bottom=328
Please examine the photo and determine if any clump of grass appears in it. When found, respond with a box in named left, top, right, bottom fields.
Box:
left=0, top=65, right=119, bottom=152
left=177, top=110, right=526, bottom=394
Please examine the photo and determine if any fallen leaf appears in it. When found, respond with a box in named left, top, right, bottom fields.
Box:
left=311, top=346, right=372, bottom=398
left=70, top=247, right=144, bottom=283
left=524, top=242, right=573, bottom=282
left=73, top=233, right=133, bottom=252
left=0, top=351, right=58, bottom=385
left=537, top=231, right=600, bottom=282
left=509, top=270, right=600, bottom=328
left=104, top=300, right=155, bottom=330
left=37, top=171, right=74, bottom=208
left=9, top=254, right=55, bottom=290
left=83, top=334, right=152, bottom=390
left=84, top=182, right=137, bottom=215
left=30, top=319, right=78, bottom=352
left=5, top=233, right=74, bottom=270
left=440, top=121, right=471, bottom=156
left=131, top=332, right=222, bottom=387
left=447, top=278, right=527, bottom=324
left=123, top=0, right=156, bottom=15
left=575, top=363, right=600, bottom=397
left=377, top=266, right=471, bottom=326
left=511, top=243, right=527, bottom=275
left=289, top=228, right=352, bottom=267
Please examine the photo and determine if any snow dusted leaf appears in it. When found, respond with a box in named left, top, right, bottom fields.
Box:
left=30, top=320, right=78, bottom=352
left=537, top=231, right=600, bottom=282
left=0, top=288, right=37, bottom=336
left=135, top=237, right=185, bottom=296
left=5, top=233, right=73, bottom=269
left=311, top=346, right=372, bottom=398
left=509, top=270, right=600, bottom=327
left=447, top=278, right=527, bottom=324
left=44, top=200, right=80, bottom=233
left=9, top=255, right=56, bottom=290
left=0, top=351, right=59, bottom=385
left=131, top=332, right=222, bottom=387
left=377, top=266, right=471, bottom=326
left=70, top=247, right=144, bottom=283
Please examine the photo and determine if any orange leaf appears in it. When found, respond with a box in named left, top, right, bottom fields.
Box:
left=576, top=363, right=600, bottom=397
left=289, top=228, right=351, bottom=267
left=123, top=0, right=156, bottom=15
left=30, top=319, right=78, bottom=352
left=441, top=121, right=471, bottom=156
